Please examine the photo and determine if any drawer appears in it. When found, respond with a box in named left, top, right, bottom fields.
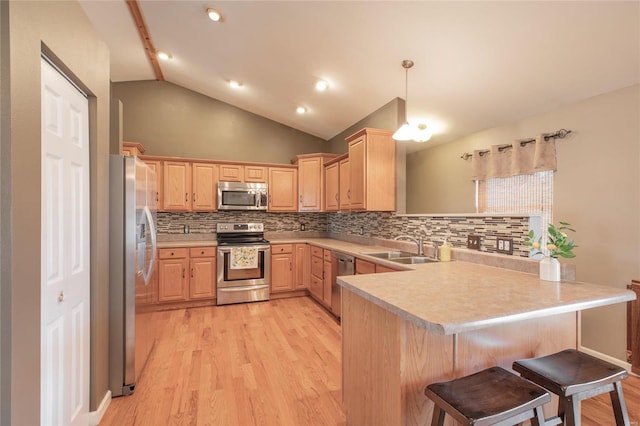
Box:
left=271, top=244, right=293, bottom=254
left=310, top=245, right=323, bottom=258
left=323, top=249, right=332, bottom=261
left=189, top=247, right=216, bottom=258
left=311, top=256, right=323, bottom=278
left=310, top=275, right=323, bottom=296
left=159, top=248, right=188, bottom=259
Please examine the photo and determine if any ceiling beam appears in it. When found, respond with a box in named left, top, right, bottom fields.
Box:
left=126, top=0, right=164, bottom=81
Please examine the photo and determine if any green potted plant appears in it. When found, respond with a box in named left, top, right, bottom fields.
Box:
left=524, top=221, right=577, bottom=281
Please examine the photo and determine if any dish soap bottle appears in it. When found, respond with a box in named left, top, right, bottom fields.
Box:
left=439, top=239, right=452, bottom=262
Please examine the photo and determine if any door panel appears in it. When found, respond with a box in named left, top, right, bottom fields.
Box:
left=41, top=58, right=90, bottom=426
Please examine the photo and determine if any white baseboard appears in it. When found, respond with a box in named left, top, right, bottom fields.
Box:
left=579, top=346, right=636, bottom=375
left=89, top=390, right=111, bottom=426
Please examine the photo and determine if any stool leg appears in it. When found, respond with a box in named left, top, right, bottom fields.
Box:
left=531, top=406, right=546, bottom=426
left=562, top=395, right=580, bottom=426
left=557, top=396, right=567, bottom=423
left=431, top=406, right=445, bottom=426
left=609, top=381, right=630, bottom=426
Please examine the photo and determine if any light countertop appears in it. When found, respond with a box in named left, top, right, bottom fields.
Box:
left=155, top=235, right=634, bottom=334
left=337, top=261, right=635, bottom=335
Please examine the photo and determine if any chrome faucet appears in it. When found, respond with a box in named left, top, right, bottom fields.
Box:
left=394, top=235, right=424, bottom=256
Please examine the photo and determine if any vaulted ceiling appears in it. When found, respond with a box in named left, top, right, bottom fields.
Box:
left=80, top=1, right=639, bottom=145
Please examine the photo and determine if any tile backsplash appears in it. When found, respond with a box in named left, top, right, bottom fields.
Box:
left=157, top=211, right=328, bottom=234
left=157, top=211, right=531, bottom=257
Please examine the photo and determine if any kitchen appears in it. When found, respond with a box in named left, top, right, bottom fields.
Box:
left=1, top=1, right=639, bottom=425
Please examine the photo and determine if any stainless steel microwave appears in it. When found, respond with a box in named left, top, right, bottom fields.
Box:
left=217, top=181, right=268, bottom=211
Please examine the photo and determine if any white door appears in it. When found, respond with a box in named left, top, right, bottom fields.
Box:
left=40, top=57, right=90, bottom=426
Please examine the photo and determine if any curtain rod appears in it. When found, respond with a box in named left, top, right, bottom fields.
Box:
left=460, top=129, right=572, bottom=160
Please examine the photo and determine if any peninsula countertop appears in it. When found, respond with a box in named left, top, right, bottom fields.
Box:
left=337, top=261, right=636, bottom=335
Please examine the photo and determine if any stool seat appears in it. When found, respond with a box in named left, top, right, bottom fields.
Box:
left=513, top=349, right=630, bottom=426
left=425, top=366, right=550, bottom=426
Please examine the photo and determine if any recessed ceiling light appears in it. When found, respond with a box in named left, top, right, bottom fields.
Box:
left=229, top=80, right=242, bottom=89
left=207, top=7, right=223, bottom=22
left=296, top=106, right=307, bottom=114
left=315, top=80, right=329, bottom=91
left=156, top=51, right=172, bottom=61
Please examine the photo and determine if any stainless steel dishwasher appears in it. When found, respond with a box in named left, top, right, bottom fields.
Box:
left=332, top=252, right=354, bottom=318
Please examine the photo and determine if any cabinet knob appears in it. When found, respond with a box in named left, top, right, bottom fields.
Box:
left=201, top=250, right=205, bottom=255
left=171, top=252, right=174, bottom=256
left=58, top=291, right=65, bottom=302
left=185, top=193, right=188, bottom=202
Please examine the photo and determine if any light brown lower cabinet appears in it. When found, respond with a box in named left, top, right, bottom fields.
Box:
left=188, top=247, right=216, bottom=299
left=310, top=246, right=325, bottom=302
left=158, top=247, right=216, bottom=303
left=355, top=258, right=376, bottom=275
left=271, top=244, right=295, bottom=292
left=356, top=258, right=401, bottom=275
left=323, top=249, right=334, bottom=306
left=294, top=243, right=310, bottom=290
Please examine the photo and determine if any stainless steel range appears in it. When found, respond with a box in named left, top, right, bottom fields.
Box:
left=216, top=223, right=271, bottom=305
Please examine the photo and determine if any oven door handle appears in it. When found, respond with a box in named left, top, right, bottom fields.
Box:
left=217, top=245, right=271, bottom=253
left=218, top=284, right=270, bottom=292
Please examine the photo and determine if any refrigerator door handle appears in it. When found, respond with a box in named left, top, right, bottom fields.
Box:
left=141, top=205, right=157, bottom=285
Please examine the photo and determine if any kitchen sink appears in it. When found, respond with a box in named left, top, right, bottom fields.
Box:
left=361, top=251, right=415, bottom=259
left=389, top=256, right=437, bottom=264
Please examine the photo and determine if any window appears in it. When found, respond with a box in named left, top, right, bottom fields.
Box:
left=477, top=171, right=553, bottom=256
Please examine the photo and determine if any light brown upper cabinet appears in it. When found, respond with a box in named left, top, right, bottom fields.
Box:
left=244, top=165, right=268, bottom=183
left=295, top=153, right=339, bottom=212
left=163, top=161, right=192, bottom=211
left=143, top=159, right=163, bottom=210
left=192, top=163, right=218, bottom=211
left=324, top=160, right=340, bottom=212
left=346, top=128, right=396, bottom=211
left=218, top=164, right=244, bottom=182
left=218, top=163, right=268, bottom=183
left=339, top=158, right=351, bottom=211
left=268, top=167, right=297, bottom=212
left=122, top=141, right=145, bottom=157
left=163, top=161, right=217, bottom=212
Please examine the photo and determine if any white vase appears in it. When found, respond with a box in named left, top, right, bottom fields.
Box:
left=539, top=257, right=561, bottom=281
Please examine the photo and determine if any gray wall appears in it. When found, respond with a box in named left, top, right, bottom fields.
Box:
left=112, top=80, right=327, bottom=163
left=0, top=1, right=8, bottom=422
left=326, top=97, right=406, bottom=211
left=406, top=84, right=640, bottom=361
left=3, top=1, right=111, bottom=423
left=327, top=97, right=403, bottom=153
left=406, top=139, right=477, bottom=214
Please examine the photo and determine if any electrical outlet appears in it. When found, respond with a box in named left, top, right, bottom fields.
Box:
left=496, top=237, right=513, bottom=255
left=467, top=235, right=481, bottom=250
left=300, top=223, right=306, bottom=231
left=359, top=226, right=364, bottom=235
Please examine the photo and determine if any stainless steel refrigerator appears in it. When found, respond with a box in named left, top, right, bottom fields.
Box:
left=109, top=155, right=157, bottom=396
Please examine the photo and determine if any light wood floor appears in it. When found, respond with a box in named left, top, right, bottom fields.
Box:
left=100, top=296, right=639, bottom=425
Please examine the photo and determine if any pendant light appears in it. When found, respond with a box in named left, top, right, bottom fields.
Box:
left=392, top=60, right=432, bottom=143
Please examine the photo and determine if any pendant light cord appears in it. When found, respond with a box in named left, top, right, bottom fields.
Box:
left=401, top=59, right=414, bottom=122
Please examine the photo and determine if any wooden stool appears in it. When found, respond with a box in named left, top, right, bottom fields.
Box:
left=513, top=349, right=630, bottom=426
left=424, top=366, right=550, bottom=426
